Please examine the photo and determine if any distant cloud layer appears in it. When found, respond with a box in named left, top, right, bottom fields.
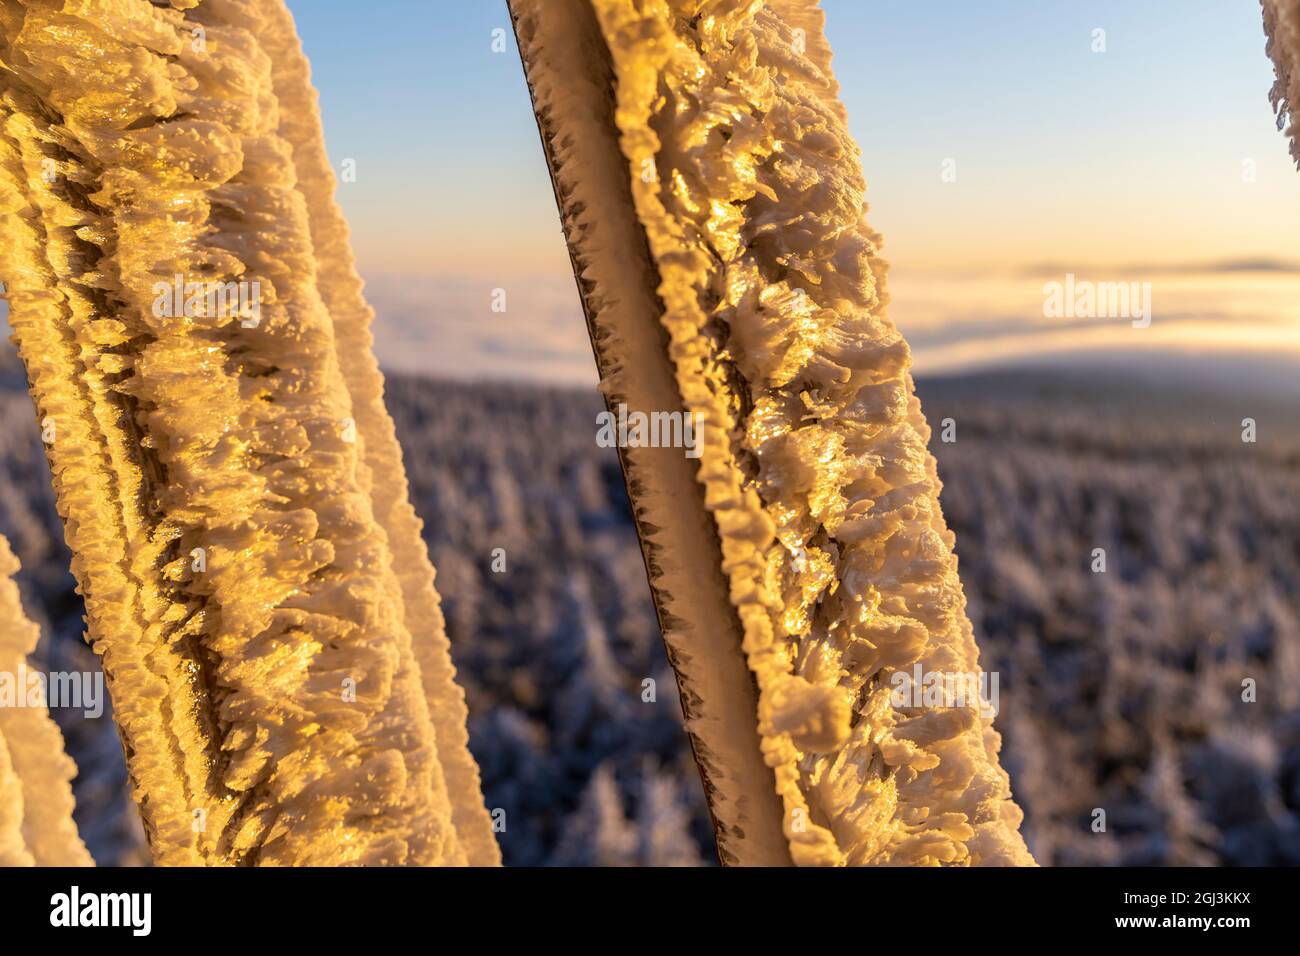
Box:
left=363, top=274, right=599, bottom=386
left=7, top=269, right=1296, bottom=390
left=358, top=270, right=1300, bottom=390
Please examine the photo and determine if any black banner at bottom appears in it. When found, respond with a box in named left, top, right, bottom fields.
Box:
left=0, top=865, right=1277, bottom=943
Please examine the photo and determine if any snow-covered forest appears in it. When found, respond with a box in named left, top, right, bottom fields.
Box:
left=1, top=349, right=1296, bottom=866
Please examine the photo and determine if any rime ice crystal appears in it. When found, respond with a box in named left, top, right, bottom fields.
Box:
left=0, top=0, right=496, bottom=866
left=0, top=533, right=92, bottom=866
left=1263, top=0, right=1300, bottom=165
left=513, top=0, right=1033, bottom=865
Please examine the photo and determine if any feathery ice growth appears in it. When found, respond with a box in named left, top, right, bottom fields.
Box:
left=510, top=0, right=1034, bottom=866
left=0, top=0, right=497, bottom=865
left=1263, top=0, right=1300, bottom=165
left=0, top=532, right=92, bottom=867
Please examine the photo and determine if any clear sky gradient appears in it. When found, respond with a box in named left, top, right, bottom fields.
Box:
left=286, top=0, right=1300, bottom=382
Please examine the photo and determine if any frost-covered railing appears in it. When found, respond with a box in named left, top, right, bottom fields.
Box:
left=0, top=0, right=497, bottom=866
left=510, top=0, right=1033, bottom=866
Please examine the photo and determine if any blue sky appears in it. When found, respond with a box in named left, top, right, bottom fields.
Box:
left=284, top=1, right=1300, bottom=382
left=823, top=0, right=1299, bottom=271
left=289, top=0, right=1300, bottom=276
left=289, top=0, right=558, bottom=275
